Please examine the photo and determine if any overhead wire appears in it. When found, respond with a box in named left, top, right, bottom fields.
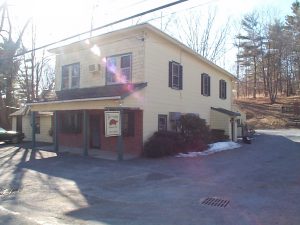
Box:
left=11, top=0, right=188, bottom=59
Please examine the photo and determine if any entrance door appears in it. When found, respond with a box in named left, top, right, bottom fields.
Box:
left=16, top=116, right=22, bottom=133
left=90, top=115, right=100, bottom=148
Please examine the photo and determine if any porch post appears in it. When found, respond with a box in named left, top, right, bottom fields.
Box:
left=31, top=111, right=36, bottom=150
left=117, top=109, right=124, bottom=161
left=83, top=110, right=89, bottom=156
left=53, top=111, right=59, bottom=153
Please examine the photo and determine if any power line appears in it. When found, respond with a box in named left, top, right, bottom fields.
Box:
left=12, top=0, right=188, bottom=58
left=143, top=0, right=219, bottom=24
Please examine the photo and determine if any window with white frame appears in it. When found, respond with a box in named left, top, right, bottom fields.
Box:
left=201, top=73, right=210, bottom=96
left=61, top=63, right=80, bottom=90
left=158, top=114, right=167, bottom=131
left=168, top=61, right=183, bottom=90
left=219, top=79, right=227, bottom=99
left=106, top=53, right=132, bottom=84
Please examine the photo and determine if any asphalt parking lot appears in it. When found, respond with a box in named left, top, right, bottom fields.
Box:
left=0, top=129, right=300, bottom=225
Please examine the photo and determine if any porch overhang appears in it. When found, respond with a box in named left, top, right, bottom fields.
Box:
left=211, top=107, right=241, bottom=117
left=28, top=96, right=123, bottom=112
left=28, top=82, right=147, bottom=112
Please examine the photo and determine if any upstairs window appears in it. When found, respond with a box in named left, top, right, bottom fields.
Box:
left=201, top=73, right=210, bottom=96
left=106, top=53, right=132, bottom=85
left=61, top=63, right=80, bottom=90
left=219, top=79, right=227, bottom=99
left=169, top=61, right=183, bottom=90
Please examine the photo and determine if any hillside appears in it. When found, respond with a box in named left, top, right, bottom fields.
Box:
left=235, top=97, right=300, bottom=129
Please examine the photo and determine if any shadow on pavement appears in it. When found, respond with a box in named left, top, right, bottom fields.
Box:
left=8, top=131, right=300, bottom=225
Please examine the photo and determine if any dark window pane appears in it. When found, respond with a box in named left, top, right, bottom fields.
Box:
left=61, top=112, right=82, bottom=133
left=122, top=111, right=134, bottom=137
left=106, top=57, right=117, bottom=84
left=121, top=55, right=131, bottom=68
left=158, top=114, right=167, bottom=131
left=62, top=66, right=69, bottom=89
left=35, top=117, right=40, bottom=134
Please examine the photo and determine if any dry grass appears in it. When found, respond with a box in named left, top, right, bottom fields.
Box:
left=235, top=96, right=300, bottom=129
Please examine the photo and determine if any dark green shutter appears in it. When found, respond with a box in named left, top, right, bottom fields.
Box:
left=179, top=65, right=183, bottom=90
left=208, top=76, right=211, bottom=96
left=201, top=74, right=204, bottom=94
left=224, top=81, right=227, bottom=99
left=169, top=61, right=172, bottom=87
left=219, top=80, right=222, bottom=98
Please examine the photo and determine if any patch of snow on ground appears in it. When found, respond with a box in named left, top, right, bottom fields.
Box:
left=176, top=141, right=242, bottom=158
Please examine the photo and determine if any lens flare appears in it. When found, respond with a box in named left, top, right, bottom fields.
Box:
left=90, top=44, right=101, bottom=56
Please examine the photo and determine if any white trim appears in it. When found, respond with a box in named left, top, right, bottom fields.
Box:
left=27, top=96, right=121, bottom=106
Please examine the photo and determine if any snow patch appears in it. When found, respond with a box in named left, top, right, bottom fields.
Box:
left=176, top=141, right=241, bottom=158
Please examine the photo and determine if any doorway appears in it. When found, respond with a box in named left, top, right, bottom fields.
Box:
left=90, top=114, right=101, bottom=148
left=16, top=116, right=22, bottom=133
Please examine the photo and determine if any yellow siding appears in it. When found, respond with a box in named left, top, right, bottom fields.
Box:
left=22, top=115, right=53, bottom=143
left=55, top=30, right=145, bottom=91
left=11, top=117, right=16, bottom=131
left=142, top=32, right=234, bottom=141
left=22, top=115, right=32, bottom=141
left=210, top=110, right=231, bottom=136
left=38, top=116, right=53, bottom=143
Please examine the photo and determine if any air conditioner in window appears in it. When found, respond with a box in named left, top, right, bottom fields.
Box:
left=88, top=64, right=101, bottom=73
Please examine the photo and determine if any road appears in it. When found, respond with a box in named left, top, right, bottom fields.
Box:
left=0, top=129, right=299, bottom=225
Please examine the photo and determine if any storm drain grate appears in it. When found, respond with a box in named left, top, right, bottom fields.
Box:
left=201, top=197, right=230, bottom=208
left=0, top=187, right=20, bottom=196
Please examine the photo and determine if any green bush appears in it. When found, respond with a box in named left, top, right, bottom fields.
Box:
left=143, top=114, right=211, bottom=158
left=179, top=114, right=210, bottom=151
left=143, top=131, right=185, bottom=158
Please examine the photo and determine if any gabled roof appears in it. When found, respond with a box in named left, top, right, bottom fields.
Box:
left=9, top=106, right=52, bottom=116
left=50, top=23, right=236, bottom=80
left=9, top=106, right=29, bottom=116
left=211, top=107, right=241, bottom=117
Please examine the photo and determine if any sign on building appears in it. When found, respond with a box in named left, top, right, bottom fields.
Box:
left=105, top=111, right=121, bottom=137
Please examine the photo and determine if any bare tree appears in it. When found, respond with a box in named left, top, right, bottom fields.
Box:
left=174, top=8, right=231, bottom=63
left=0, top=2, right=29, bottom=128
left=17, top=23, right=55, bottom=104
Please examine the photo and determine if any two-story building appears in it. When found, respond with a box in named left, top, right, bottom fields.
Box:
left=28, top=23, right=241, bottom=158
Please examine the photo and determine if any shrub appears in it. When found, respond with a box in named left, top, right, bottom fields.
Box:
left=179, top=114, right=210, bottom=151
left=144, top=115, right=211, bottom=158
left=143, top=131, right=184, bottom=158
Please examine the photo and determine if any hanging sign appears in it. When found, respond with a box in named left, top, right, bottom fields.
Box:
left=105, top=111, right=121, bottom=137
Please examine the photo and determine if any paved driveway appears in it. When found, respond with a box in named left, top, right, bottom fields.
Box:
left=0, top=129, right=300, bottom=225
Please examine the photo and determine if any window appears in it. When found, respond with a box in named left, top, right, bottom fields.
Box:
left=122, top=111, right=135, bottom=137
left=219, top=79, right=227, bottom=99
left=201, top=73, right=210, bottom=96
left=61, top=112, right=82, bottom=133
left=61, top=63, right=80, bottom=89
left=35, top=117, right=40, bottom=134
left=169, top=61, right=183, bottom=90
left=158, top=114, right=167, bottom=131
left=237, top=119, right=241, bottom=126
left=106, top=53, right=132, bottom=84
